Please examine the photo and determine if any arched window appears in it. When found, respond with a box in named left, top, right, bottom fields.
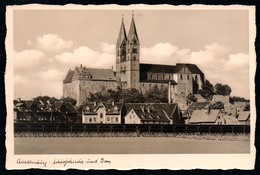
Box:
left=195, top=75, right=198, bottom=82
left=162, top=75, right=165, bottom=80
left=133, top=56, right=136, bottom=60
left=187, top=75, right=189, bottom=80
left=132, top=47, right=137, bottom=53
left=156, top=74, right=159, bottom=79
left=180, top=74, right=183, bottom=80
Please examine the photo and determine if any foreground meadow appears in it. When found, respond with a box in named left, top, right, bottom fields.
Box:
left=14, top=137, right=250, bottom=154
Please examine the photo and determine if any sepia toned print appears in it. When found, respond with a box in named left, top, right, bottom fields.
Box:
left=5, top=5, right=256, bottom=170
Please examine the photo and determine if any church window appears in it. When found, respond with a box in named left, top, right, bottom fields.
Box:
left=187, top=75, right=190, bottom=80
left=180, top=74, right=183, bottom=80
left=132, top=47, right=137, bottom=53
left=133, top=39, right=137, bottom=44
left=100, top=113, right=103, bottom=118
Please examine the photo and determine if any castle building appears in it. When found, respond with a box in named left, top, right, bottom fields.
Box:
left=63, top=15, right=205, bottom=106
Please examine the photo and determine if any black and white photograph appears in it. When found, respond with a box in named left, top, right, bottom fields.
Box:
left=5, top=5, right=256, bottom=170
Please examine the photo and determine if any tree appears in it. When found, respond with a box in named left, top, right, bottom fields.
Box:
left=121, top=88, right=145, bottom=103
left=34, top=96, right=58, bottom=104
left=230, top=96, right=249, bottom=104
left=198, top=80, right=214, bottom=100
left=214, top=83, right=232, bottom=96
left=144, top=86, right=168, bottom=103
left=211, top=101, right=224, bottom=109
left=61, top=97, right=77, bottom=106
left=244, top=104, right=250, bottom=111
left=186, top=93, right=197, bottom=105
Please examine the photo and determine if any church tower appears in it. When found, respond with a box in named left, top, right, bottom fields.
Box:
left=116, top=13, right=140, bottom=89
left=125, top=13, right=140, bottom=89
left=116, top=16, right=127, bottom=83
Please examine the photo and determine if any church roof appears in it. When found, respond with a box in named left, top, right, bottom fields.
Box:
left=116, top=19, right=127, bottom=46
left=140, top=63, right=203, bottom=75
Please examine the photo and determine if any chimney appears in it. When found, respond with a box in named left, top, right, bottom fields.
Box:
left=207, top=106, right=211, bottom=114
left=94, top=101, right=97, bottom=106
left=17, top=98, right=21, bottom=102
left=80, top=64, right=82, bottom=68
left=168, top=81, right=171, bottom=103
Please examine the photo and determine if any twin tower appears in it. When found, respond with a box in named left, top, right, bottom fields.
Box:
left=116, top=15, right=140, bottom=89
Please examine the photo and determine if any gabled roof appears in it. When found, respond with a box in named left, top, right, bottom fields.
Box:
left=24, top=101, right=36, bottom=109
left=187, top=102, right=210, bottom=111
left=189, top=109, right=221, bottom=123
left=124, top=103, right=178, bottom=122
left=175, top=63, right=204, bottom=75
left=64, top=102, right=78, bottom=113
left=63, top=70, right=75, bottom=84
left=82, top=102, right=123, bottom=115
left=237, top=111, right=250, bottom=121
left=223, top=115, right=240, bottom=125
left=87, top=68, right=116, bottom=81
left=63, top=67, right=116, bottom=83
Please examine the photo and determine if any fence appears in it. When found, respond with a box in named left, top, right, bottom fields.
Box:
left=14, top=123, right=250, bottom=137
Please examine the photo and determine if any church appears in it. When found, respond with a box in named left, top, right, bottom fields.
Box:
left=63, top=15, right=205, bottom=107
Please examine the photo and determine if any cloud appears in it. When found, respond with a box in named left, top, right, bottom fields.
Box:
left=141, top=43, right=190, bottom=65
left=14, top=49, right=45, bottom=69
left=13, top=33, right=250, bottom=100
left=99, top=42, right=115, bottom=53
left=36, top=34, right=76, bottom=53
left=39, top=69, right=65, bottom=82
left=140, top=42, right=249, bottom=98
left=55, top=46, right=115, bottom=69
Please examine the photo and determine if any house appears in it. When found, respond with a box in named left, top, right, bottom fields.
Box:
left=237, top=111, right=250, bottom=125
left=81, top=101, right=123, bottom=124
left=14, top=100, right=80, bottom=124
left=14, top=100, right=38, bottom=123
left=188, top=109, right=225, bottom=125
left=123, top=103, right=184, bottom=125
left=222, top=115, right=240, bottom=125
left=185, top=101, right=210, bottom=116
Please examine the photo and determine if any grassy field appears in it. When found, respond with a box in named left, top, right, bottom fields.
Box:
left=14, top=137, right=250, bottom=154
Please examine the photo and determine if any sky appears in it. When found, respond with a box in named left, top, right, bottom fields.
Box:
left=12, top=8, right=251, bottom=100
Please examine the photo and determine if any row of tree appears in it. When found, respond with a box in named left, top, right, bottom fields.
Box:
left=197, top=81, right=232, bottom=100
left=87, top=86, right=168, bottom=104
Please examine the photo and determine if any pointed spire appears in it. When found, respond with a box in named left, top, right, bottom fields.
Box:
left=128, top=11, right=139, bottom=43
left=117, top=15, right=127, bottom=46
